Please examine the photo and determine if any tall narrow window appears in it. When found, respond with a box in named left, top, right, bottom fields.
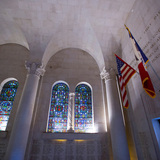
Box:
left=47, top=82, right=69, bottom=133
left=75, top=83, right=93, bottom=132
left=0, top=80, right=19, bottom=131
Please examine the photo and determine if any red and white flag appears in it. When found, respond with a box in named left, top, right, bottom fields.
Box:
left=115, top=54, right=136, bottom=108
left=125, top=25, right=156, bottom=98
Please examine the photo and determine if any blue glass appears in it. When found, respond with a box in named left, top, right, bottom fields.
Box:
left=48, top=82, right=69, bottom=133
left=0, top=80, right=19, bottom=131
left=75, top=84, right=93, bottom=132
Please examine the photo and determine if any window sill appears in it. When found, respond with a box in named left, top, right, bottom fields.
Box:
left=41, top=132, right=100, bottom=140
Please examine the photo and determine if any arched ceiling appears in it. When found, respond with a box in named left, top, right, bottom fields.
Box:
left=42, top=13, right=105, bottom=70
left=0, top=17, right=29, bottom=49
left=0, top=0, right=136, bottom=71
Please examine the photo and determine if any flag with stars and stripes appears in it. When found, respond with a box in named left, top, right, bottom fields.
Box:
left=115, top=54, right=136, bottom=108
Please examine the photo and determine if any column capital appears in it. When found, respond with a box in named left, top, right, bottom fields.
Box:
left=100, top=67, right=116, bottom=81
left=69, top=93, right=75, bottom=98
left=25, top=62, right=45, bottom=77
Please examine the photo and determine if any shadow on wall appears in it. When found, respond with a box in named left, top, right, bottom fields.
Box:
left=103, top=35, right=122, bottom=71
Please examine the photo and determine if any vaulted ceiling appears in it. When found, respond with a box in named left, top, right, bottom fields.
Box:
left=0, top=0, right=136, bottom=70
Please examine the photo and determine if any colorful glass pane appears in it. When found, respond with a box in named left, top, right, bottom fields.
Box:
left=75, top=84, right=93, bottom=132
left=0, top=80, right=19, bottom=131
left=48, top=83, right=69, bottom=133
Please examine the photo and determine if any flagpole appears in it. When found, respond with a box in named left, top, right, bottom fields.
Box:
left=116, top=74, right=125, bottom=109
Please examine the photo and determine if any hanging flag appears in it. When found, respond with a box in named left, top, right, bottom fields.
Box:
left=125, top=25, right=156, bottom=98
left=115, top=54, right=136, bottom=108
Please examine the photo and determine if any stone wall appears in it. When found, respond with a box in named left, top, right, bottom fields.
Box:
left=28, top=133, right=109, bottom=160
left=121, top=0, right=160, bottom=159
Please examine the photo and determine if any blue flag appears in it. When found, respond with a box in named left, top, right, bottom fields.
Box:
left=125, top=25, right=149, bottom=64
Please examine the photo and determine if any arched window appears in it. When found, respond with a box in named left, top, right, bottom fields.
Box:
left=47, top=82, right=69, bottom=133
left=0, top=79, right=19, bottom=131
left=75, top=83, right=93, bottom=132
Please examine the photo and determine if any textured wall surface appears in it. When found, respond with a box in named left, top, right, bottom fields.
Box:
left=0, top=0, right=160, bottom=159
left=28, top=133, right=108, bottom=160
left=121, top=0, right=160, bottom=159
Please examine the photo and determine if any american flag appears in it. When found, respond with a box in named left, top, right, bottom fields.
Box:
left=115, top=54, right=136, bottom=108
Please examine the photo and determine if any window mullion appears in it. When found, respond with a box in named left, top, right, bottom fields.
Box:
left=67, top=93, right=75, bottom=132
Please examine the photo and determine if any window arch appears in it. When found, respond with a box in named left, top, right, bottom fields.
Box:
left=0, top=78, right=19, bottom=131
left=47, top=81, right=69, bottom=133
left=74, top=82, right=93, bottom=132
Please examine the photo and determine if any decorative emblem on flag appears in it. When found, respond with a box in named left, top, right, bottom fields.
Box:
left=125, top=25, right=156, bottom=98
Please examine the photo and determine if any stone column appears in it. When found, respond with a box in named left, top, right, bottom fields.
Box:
left=67, top=93, right=75, bottom=132
left=100, top=67, right=130, bottom=160
left=4, top=62, right=45, bottom=160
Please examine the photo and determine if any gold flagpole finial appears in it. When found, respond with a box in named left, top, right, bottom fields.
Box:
left=124, top=24, right=132, bottom=37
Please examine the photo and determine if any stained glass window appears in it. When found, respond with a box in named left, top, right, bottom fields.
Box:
left=0, top=80, right=19, bottom=131
left=75, top=83, right=93, bottom=132
left=47, top=82, right=69, bottom=133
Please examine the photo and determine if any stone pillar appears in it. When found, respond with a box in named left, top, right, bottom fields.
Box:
left=100, top=67, right=130, bottom=160
left=4, top=62, right=45, bottom=160
left=67, top=93, right=75, bottom=132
